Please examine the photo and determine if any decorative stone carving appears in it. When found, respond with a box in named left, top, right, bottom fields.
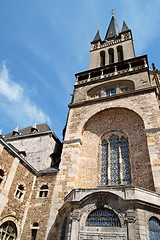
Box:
left=125, top=210, right=136, bottom=223
left=71, top=209, right=80, bottom=221
left=96, top=195, right=106, bottom=208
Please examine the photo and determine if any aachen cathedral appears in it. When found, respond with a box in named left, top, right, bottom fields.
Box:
left=0, top=12, right=160, bottom=240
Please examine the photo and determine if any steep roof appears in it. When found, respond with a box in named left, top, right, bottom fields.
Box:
left=122, top=20, right=130, bottom=32
left=91, top=30, right=101, bottom=43
left=105, top=16, right=121, bottom=40
left=4, top=123, right=51, bottom=138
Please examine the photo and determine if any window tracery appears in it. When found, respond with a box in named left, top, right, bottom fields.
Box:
left=106, top=88, right=116, bottom=96
left=149, top=217, right=160, bottom=239
left=101, top=134, right=131, bottom=186
left=86, top=208, right=121, bottom=227
left=0, top=221, right=17, bottom=240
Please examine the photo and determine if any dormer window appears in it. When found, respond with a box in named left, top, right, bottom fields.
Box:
left=100, top=51, right=105, bottom=67
left=108, top=48, right=114, bottom=64
left=12, top=126, right=19, bottom=136
left=117, top=45, right=124, bottom=62
left=30, top=123, right=38, bottom=133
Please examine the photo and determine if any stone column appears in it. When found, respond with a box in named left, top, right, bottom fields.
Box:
left=128, top=62, right=133, bottom=72
left=101, top=69, right=104, bottom=78
left=114, top=66, right=118, bottom=75
left=126, top=209, right=136, bottom=240
left=70, top=209, right=80, bottom=240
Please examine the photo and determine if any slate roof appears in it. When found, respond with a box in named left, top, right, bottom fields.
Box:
left=91, top=30, right=101, bottom=43
left=4, top=123, right=51, bottom=138
left=105, top=16, right=121, bottom=40
left=122, top=20, right=130, bottom=32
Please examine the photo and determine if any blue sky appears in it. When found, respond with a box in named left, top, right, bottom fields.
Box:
left=0, top=0, right=159, bottom=140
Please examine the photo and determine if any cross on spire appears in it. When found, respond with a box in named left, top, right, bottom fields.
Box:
left=111, top=9, right=115, bottom=16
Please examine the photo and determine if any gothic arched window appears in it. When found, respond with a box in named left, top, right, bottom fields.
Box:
left=149, top=217, right=160, bottom=239
left=86, top=208, right=121, bottom=227
left=0, top=221, right=17, bottom=240
left=108, top=48, right=114, bottom=64
left=100, top=51, right=105, bottom=67
left=101, top=135, right=131, bottom=186
left=117, top=45, right=124, bottom=62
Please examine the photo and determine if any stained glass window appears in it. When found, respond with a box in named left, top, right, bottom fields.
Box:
left=149, top=217, right=160, bottom=240
left=0, top=221, right=17, bottom=240
left=101, top=135, right=130, bottom=186
left=106, top=88, right=116, bottom=97
left=121, top=138, right=131, bottom=185
left=86, top=208, right=121, bottom=227
left=106, top=89, right=110, bottom=96
left=101, top=141, right=108, bottom=186
left=110, top=136, right=120, bottom=185
left=111, top=88, right=116, bottom=96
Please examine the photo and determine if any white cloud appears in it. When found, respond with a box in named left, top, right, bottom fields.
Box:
left=0, top=62, right=23, bottom=101
left=0, top=62, right=50, bottom=127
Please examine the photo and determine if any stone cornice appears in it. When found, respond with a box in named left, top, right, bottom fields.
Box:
left=69, top=86, right=156, bottom=109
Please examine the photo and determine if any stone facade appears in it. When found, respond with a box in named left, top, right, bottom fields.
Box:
left=0, top=14, right=160, bottom=240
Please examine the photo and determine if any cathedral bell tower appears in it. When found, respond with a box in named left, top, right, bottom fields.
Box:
left=89, top=13, right=135, bottom=69
left=48, top=14, right=160, bottom=240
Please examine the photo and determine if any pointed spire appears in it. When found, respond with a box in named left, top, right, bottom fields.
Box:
left=0, top=129, right=2, bottom=135
left=105, top=15, right=121, bottom=40
left=122, top=20, right=129, bottom=32
left=91, top=30, right=101, bottom=43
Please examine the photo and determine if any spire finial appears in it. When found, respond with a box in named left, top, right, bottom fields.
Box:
left=112, top=9, right=115, bottom=16
left=0, top=129, right=2, bottom=135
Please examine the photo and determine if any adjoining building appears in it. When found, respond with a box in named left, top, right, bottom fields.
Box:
left=0, top=13, right=160, bottom=240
